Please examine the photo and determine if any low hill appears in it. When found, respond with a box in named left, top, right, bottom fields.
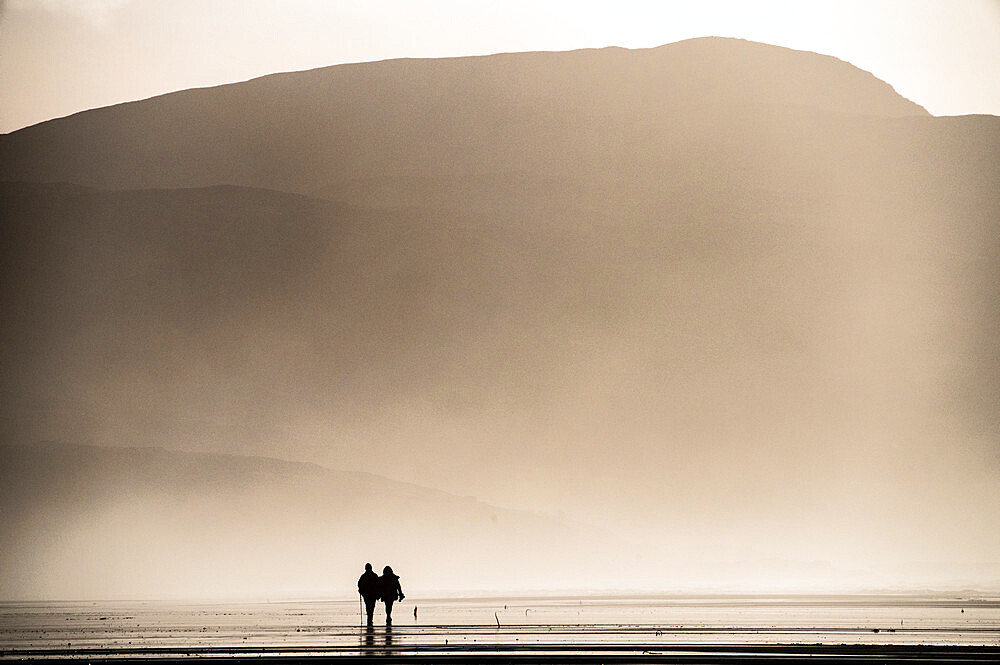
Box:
left=0, top=442, right=620, bottom=600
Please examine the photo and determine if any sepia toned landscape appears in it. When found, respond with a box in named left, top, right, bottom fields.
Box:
left=1, top=1, right=998, bottom=661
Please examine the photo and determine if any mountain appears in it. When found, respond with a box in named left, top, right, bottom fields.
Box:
left=0, top=37, right=926, bottom=208
left=2, top=38, right=999, bottom=590
left=0, top=442, right=625, bottom=600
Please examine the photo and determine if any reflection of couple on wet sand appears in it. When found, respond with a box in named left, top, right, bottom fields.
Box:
left=357, top=563, right=405, bottom=625
left=362, top=621, right=394, bottom=656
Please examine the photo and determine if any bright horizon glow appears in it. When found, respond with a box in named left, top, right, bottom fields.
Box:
left=1, top=0, right=999, bottom=133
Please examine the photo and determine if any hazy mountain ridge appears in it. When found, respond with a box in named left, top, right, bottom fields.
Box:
left=1, top=38, right=999, bottom=596
left=0, top=37, right=926, bottom=203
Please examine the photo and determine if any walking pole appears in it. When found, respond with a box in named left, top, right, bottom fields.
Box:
left=358, top=592, right=363, bottom=626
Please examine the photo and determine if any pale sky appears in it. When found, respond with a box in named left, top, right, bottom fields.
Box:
left=1, top=0, right=999, bottom=133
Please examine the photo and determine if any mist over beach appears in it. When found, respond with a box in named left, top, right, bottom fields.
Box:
left=2, top=1, right=999, bottom=615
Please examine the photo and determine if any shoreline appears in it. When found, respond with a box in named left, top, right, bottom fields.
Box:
left=4, top=643, right=1000, bottom=663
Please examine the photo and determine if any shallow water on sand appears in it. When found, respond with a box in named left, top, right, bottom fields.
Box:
left=1, top=595, right=998, bottom=658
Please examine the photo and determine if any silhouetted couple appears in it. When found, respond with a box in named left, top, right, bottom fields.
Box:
left=357, top=563, right=404, bottom=625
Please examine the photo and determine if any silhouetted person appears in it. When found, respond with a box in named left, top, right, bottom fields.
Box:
left=357, top=563, right=380, bottom=625
left=379, top=565, right=404, bottom=624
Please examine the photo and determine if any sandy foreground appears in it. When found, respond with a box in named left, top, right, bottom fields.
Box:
left=1, top=595, right=998, bottom=662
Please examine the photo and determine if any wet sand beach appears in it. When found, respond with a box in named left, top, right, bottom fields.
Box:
left=2, top=595, right=998, bottom=662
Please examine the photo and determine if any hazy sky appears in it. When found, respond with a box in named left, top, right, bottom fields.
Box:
left=2, top=1, right=1000, bottom=599
left=2, top=0, right=999, bottom=133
